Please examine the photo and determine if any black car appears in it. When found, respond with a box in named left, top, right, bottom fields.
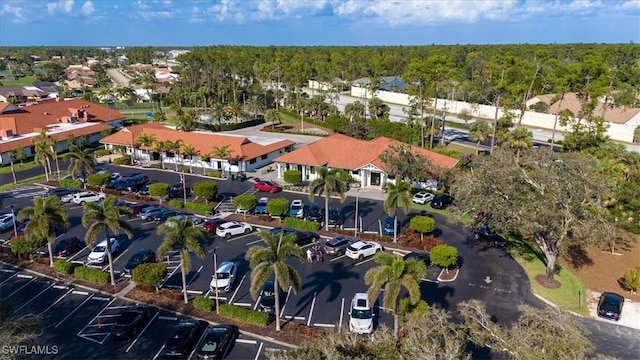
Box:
left=324, top=236, right=355, bottom=256
left=123, top=248, right=157, bottom=275
left=403, top=251, right=431, bottom=265
left=259, top=280, right=285, bottom=313
left=111, top=304, right=152, bottom=339
left=47, top=188, right=80, bottom=198
left=153, top=209, right=180, bottom=223
left=431, top=194, right=453, bottom=209
left=137, top=181, right=156, bottom=196
left=474, top=226, right=506, bottom=248
left=269, top=228, right=319, bottom=245
left=164, top=319, right=204, bottom=358
left=113, top=179, right=140, bottom=192
left=306, top=204, right=323, bottom=223
left=327, top=207, right=343, bottom=226
left=54, top=236, right=82, bottom=257
left=597, top=292, right=624, bottom=321
left=194, top=325, right=239, bottom=359
left=168, top=182, right=191, bottom=200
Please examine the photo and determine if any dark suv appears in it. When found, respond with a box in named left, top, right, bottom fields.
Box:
left=431, top=194, right=453, bottom=209
left=474, top=226, right=506, bottom=248
left=324, top=236, right=355, bottom=256
left=168, top=182, right=191, bottom=199
left=597, top=292, right=624, bottom=321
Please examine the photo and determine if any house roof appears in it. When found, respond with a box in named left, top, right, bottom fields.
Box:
left=100, top=123, right=294, bottom=161
left=274, top=133, right=458, bottom=172
left=0, top=122, right=111, bottom=154
left=543, top=92, right=640, bottom=125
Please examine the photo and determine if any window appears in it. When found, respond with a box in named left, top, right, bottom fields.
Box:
left=261, top=154, right=268, bottom=160
left=310, top=166, right=315, bottom=174
left=352, top=170, right=359, bottom=175
left=249, top=158, right=256, bottom=164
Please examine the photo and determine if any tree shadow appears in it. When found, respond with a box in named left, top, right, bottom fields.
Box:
left=565, top=245, right=593, bottom=269
left=420, top=281, right=455, bottom=311
left=295, top=261, right=361, bottom=306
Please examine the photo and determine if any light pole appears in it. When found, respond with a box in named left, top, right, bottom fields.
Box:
left=180, top=173, right=187, bottom=206
left=10, top=205, right=17, bottom=237
left=354, top=189, right=360, bottom=237
left=213, top=249, right=220, bottom=314
left=441, top=101, right=448, bottom=146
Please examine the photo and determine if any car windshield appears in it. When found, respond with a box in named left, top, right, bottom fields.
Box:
left=93, top=246, right=106, bottom=253
left=600, top=302, right=619, bottom=312
left=261, top=290, right=275, bottom=298
left=347, top=245, right=358, bottom=252
left=351, top=308, right=372, bottom=319
left=216, top=272, right=230, bottom=279
left=116, top=311, right=139, bottom=325
left=128, top=256, right=143, bottom=266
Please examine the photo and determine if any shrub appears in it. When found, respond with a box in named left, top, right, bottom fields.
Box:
left=207, top=171, right=222, bottom=178
left=623, top=266, right=640, bottom=292
left=148, top=183, right=170, bottom=203
left=177, top=166, right=190, bottom=173
left=60, top=178, right=83, bottom=189
left=409, top=216, right=436, bottom=239
left=53, top=259, right=74, bottom=274
left=149, top=164, right=162, bottom=169
left=185, top=201, right=213, bottom=215
left=284, top=170, right=302, bottom=184
left=169, top=199, right=185, bottom=209
left=102, top=188, right=122, bottom=196
left=283, top=217, right=320, bottom=231
left=95, top=149, right=111, bottom=157
left=430, top=244, right=459, bottom=269
left=87, top=173, right=110, bottom=186
left=10, top=237, right=39, bottom=258
left=193, top=295, right=215, bottom=312
left=193, top=181, right=218, bottom=203
left=218, top=304, right=269, bottom=327
left=113, top=155, right=132, bottom=165
left=267, top=198, right=290, bottom=217
left=74, top=266, right=109, bottom=284
left=233, top=194, right=257, bottom=212
left=132, top=263, right=167, bottom=290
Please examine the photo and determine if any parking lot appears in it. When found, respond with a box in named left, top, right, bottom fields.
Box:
left=0, top=264, right=287, bottom=359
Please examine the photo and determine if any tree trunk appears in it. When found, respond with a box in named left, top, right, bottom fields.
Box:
left=10, top=158, right=16, bottom=184
left=475, top=141, right=480, bottom=155
left=106, top=234, right=117, bottom=286
left=181, top=257, right=189, bottom=304
left=325, top=189, right=330, bottom=231
left=45, top=156, right=52, bottom=180
left=393, top=313, right=399, bottom=340
left=47, top=240, right=54, bottom=267
left=274, top=277, right=281, bottom=331
left=188, top=158, right=193, bottom=174
left=161, top=153, right=165, bottom=170
left=490, top=95, right=501, bottom=154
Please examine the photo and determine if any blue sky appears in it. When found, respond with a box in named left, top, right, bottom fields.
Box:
left=1, top=0, right=639, bottom=46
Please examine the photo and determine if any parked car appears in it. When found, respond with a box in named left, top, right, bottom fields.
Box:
left=345, top=241, right=383, bottom=261
left=382, top=216, right=396, bottom=235
left=349, top=293, right=374, bottom=334
left=140, top=207, right=167, bottom=221
left=0, top=213, right=15, bottom=232
left=72, top=192, right=105, bottom=205
left=324, top=236, right=356, bottom=256
left=289, top=200, right=304, bottom=218
left=411, top=179, right=444, bottom=192
left=327, top=207, right=344, bottom=226
left=60, top=192, right=78, bottom=203
left=474, top=226, right=506, bottom=248
left=306, top=203, right=323, bottom=223
left=254, top=180, right=281, bottom=193
left=168, top=214, right=204, bottom=226
left=403, top=251, right=431, bottom=266
left=168, top=182, right=191, bottom=199
left=597, top=292, right=625, bottom=321
left=194, top=325, right=239, bottom=359
left=153, top=209, right=180, bottom=223
left=412, top=191, right=435, bottom=205
left=163, top=319, right=204, bottom=358
left=269, top=227, right=319, bottom=245
left=111, top=304, right=153, bottom=339
left=10, top=221, right=28, bottom=239
left=136, top=181, right=156, bottom=196
left=123, top=248, right=156, bottom=276
left=216, top=221, right=253, bottom=239
left=86, top=238, right=120, bottom=265
left=109, top=172, right=123, bottom=181
left=131, top=204, right=157, bottom=217
left=258, top=280, right=285, bottom=313
left=209, top=261, right=238, bottom=293
left=431, top=194, right=453, bottom=209
left=203, top=218, right=228, bottom=233
left=54, top=236, right=82, bottom=257
left=47, top=187, right=80, bottom=198
left=254, top=197, right=269, bottom=214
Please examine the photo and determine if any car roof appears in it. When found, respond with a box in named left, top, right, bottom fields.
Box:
left=328, top=236, right=351, bottom=245
left=132, top=248, right=152, bottom=256
left=217, top=261, right=235, bottom=272
left=291, top=200, right=302, bottom=204
left=602, top=292, right=624, bottom=303
left=350, top=241, right=370, bottom=249
left=352, top=293, right=370, bottom=308
left=94, top=238, right=116, bottom=247
left=0, top=213, right=13, bottom=219
left=258, top=197, right=268, bottom=202
left=220, top=221, right=241, bottom=228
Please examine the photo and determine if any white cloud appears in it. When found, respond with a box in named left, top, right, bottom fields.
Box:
left=80, top=0, right=94, bottom=15
left=47, top=0, right=74, bottom=14
left=1, top=2, right=27, bottom=23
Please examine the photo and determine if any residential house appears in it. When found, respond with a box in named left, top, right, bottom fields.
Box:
left=0, top=99, right=124, bottom=165
left=99, top=123, right=294, bottom=173
left=274, top=134, right=458, bottom=189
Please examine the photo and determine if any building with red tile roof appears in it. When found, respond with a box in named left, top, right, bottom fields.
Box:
left=100, top=123, right=294, bottom=173
left=274, top=133, right=458, bottom=189
left=526, top=92, right=640, bottom=125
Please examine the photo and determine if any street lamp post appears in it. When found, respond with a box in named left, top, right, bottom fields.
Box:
left=180, top=173, right=187, bottom=206
left=213, top=249, right=220, bottom=314
left=10, top=205, right=17, bottom=237
left=441, top=101, right=448, bottom=146
left=354, top=189, right=360, bottom=237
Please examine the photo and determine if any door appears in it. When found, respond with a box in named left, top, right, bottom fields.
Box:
left=370, top=172, right=381, bottom=186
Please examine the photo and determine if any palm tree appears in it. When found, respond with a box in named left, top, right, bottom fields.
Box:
left=508, top=126, right=533, bottom=159
left=383, top=178, right=412, bottom=242
left=135, top=132, right=157, bottom=165
left=176, top=109, right=197, bottom=132
left=365, top=252, right=426, bottom=339
left=8, top=151, right=16, bottom=184
left=12, top=147, right=27, bottom=165
left=18, top=195, right=70, bottom=267
left=264, top=109, right=281, bottom=125
left=152, top=140, right=170, bottom=170
left=244, top=97, right=265, bottom=118
left=211, top=145, right=234, bottom=177
left=32, top=131, right=53, bottom=181
left=225, top=102, right=246, bottom=124
left=82, top=196, right=133, bottom=286
left=210, top=102, right=226, bottom=123
left=468, top=120, right=492, bottom=155
left=157, top=218, right=206, bottom=304
left=181, top=143, right=198, bottom=173
left=245, top=230, right=304, bottom=331
left=344, top=101, right=365, bottom=122
left=168, top=139, right=184, bottom=171
left=309, top=167, right=349, bottom=231
left=63, top=147, right=97, bottom=186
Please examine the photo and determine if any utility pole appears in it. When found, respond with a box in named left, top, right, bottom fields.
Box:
left=490, top=95, right=501, bottom=154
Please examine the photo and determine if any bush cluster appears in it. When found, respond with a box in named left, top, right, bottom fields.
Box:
left=207, top=171, right=222, bottom=178
left=193, top=181, right=218, bottom=201
left=74, top=266, right=109, bottom=284
left=148, top=164, right=162, bottom=169
left=193, top=295, right=215, bottom=312
left=233, top=194, right=257, bottom=212
left=398, top=231, right=443, bottom=251
left=283, top=217, right=320, bottom=231
left=132, top=263, right=167, bottom=289
left=113, top=155, right=132, bottom=165
left=185, top=201, right=213, bottom=215
left=60, top=178, right=83, bottom=189
left=218, top=304, right=270, bottom=327
left=148, top=183, right=170, bottom=198
left=95, top=149, right=111, bottom=157
left=177, top=166, right=190, bottom=173
left=267, top=198, right=290, bottom=217
left=283, top=170, right=302, bottom=184
left=53, top=259, right=74, bottom=274
left=87, top=173, right=110, bottom=186
left=168, top=199, right=185, bottom=209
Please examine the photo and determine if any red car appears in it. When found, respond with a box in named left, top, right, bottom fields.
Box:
left=203, top=218, right=227, bottom=233
left=254, top=180, right=281, bottom=193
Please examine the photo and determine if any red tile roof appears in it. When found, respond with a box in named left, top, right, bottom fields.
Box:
left=545, top=93, right=640, bottom=124
left=275, top=134, right=458, bottom=171
left=0, top=122, right=111, bottom=154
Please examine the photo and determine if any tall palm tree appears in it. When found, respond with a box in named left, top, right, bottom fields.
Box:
left=152, top=140, right=170, bottom=170
left=168, top=139, right=184, bottom=171
left=18, top=195, right=70, bottom=267
left=309, top=167, right=349, bottom=231
left=63, top=147, right=97, bottom=186
left=225, top=102, right=246, bottom=124
left=32, top=131, right=53, bottom=181
left=8, top=151, right=16, bottom=184
left=365, top=252, right=426, bottom=339
left=181, top=143, right=198, bottom=173
left=508, top=126, right=533, bottom=159
left=245, top=230, right=303, bottom=331
left=211, top=145, right=234, bottom=176
left=383, top=178, right=412, bottom=242
left=82, top=196, right=133, bottom=286
left=468, top=120, right=492, bottom=155
left=264, top=109, right=281, bottom=125
left=44, top=133, right=61, bottom=181
left=157, top=218, right=206, bottom=304
left=210, top=102, right=226, bottom=123
left=244, top=97, right=265, bottom=118
left=135, top=132, right=157, bottom=165
left=12, top=147, right=27, bottom=165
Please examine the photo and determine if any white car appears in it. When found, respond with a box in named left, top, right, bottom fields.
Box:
left=167, top=214, right=204, bottom=226
left=209, top=261, right=238, bottom=293
left=349, top=293, right=374, bottom=334
left=0, top=213, right=15, bottom=232
left=72, top=192, right=105, bottom=205
left=345, top=241, right=383, bottom=261
left=216, top=221, right=253, bottom=239
left=60, top=193, right=77, bottom=203
left=412, top=192, right=435, bottom=205
left=290, top=199, right=304, bottom=218
left=86, top=238, right=120, bottom=265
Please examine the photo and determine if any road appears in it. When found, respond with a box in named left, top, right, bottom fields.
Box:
left=106, top=68, right=134, bottom=89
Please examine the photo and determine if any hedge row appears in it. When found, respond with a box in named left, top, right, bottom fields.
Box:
left=132, top=263, right=167, bottom=289
left=218, top=304, right=270, bottom=327
left=60, top=178, right=83, bottom=190
left=193, top=295, right=215, bottom=312
left=185, top=202, right=213, bottom=215
left=283, top=217, right=321, bottom=231
left=113, top=155, right=132, bottom=165
left=53, top=259, right=73, bottom=274
left=74, top=266, right=109, bottom=284
left=168, top=199, right=185, bottom=209
left=283, top=170, right=302, bottom=184
left=197, top=117, right=265, bottom=132
left=206, top=171, right=222, bottom=178
left=95, top=149, right=111, bottom=157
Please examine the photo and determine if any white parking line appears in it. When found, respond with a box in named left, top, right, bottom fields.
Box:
left=141, top=221, right=156, bottom=226
left=152, top=345, right=165, bottom=360
left=106, top=305, right=131, bottom=310
left=0, top=268, right=16, bottom=273
left=279, top=286, right=293, bottom=317
left=284, top=316, right=305, bottom=320
left=72, top=290, right=90, bottom=295
left=67, top=246, right=88, bottom=261
left=236, top=338, right=257, bottom=345
left=0, top=272, right=18, bottom=285
left=102, top=249, right=129, bottom=271
left=76, top=298, right=117, bottom=337
left=186, top=265, right=203, bottom=287
left=330, top=255, right=346, bottom=262
left=157, top=316, right=178, bottom=321
left=338, top=297, right=345, bottom=333
left=2, top=277, right=36, bottom=299
left=253, top=295, right=262, bottom=311
left=126, top=218, right=141, bottom=222
left=228, top=274, right=246, bottom=304
left=41, top=289, right=73, bottom=314
left=93, top=296, right=111, bottom=301
left=16, top=274, right=33, bottom=279
left=307, top=292, right=317, bottom=326
left=53, top=285, right=69, bottom=290
left=126, top=312, right=159, bottom=353
left=13, top=283, right=55, bottom=313
left=55, top=294, right=94, bottom=328
left=234, top=303, right=252, bottom=307
left=160, top=261, right=182, bottom=287
left=208, top=295, right=228, bottom=300
left=245, top=238, right=264, bottom=246
left=227, top=233, right=257, bottom=243
left=254, top=342, right=264, bottom=360
left=69, top=206, right=84, bottom=210
left=355, top=257, right=374, bottom=266
left=314, top=323, right=335, bottom=327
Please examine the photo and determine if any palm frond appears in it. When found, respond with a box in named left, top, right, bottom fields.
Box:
left=249, top=262, right=273, bottom=299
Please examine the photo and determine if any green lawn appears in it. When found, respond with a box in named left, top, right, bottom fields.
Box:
left=0, top=172, right=62, bottom=192
left=2, top=75, right=37, bottom=86
left=446, top=142, right=477, bottom=155
left=409, top=202, right=450, bottom=216
left=0, top=161, right=40, bottom=174
left=278, top=112, right=301, bottom=124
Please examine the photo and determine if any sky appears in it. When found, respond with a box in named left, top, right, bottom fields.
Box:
left=0, top=0, right=639, bottom=46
